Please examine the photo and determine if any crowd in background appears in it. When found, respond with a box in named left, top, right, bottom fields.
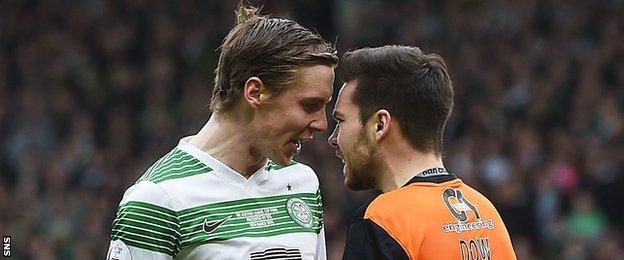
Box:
left=1, top=0, right=623, bottom=259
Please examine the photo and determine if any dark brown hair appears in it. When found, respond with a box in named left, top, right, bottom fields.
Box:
left=337, top=45, right=454, bottom=156
left=210, top=3, right=338, bottom=112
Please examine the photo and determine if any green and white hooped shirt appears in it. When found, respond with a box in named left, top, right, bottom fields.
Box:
left=107, top=137, right=326, bottom=260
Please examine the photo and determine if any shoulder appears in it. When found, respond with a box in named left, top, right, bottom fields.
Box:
left=118, top=181, right=176, bottom=212
left=365, top=187, right=423, bottom=218
left=138, top=148, right=213, bottom=184
left=344, top=194, right=410, bottom=260
left=362, top=187, right=433, bottom=241
left=111, top=181, right=181, bottom=257
left=349, top=195, right=378, bottom=223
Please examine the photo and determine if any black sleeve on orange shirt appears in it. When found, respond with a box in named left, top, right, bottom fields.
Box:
left=342, top=205, right=409, bottom=260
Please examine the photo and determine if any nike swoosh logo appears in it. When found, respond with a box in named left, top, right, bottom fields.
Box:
left=203, top=215, right=232, bottom=234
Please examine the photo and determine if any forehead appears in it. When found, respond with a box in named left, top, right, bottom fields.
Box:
left=283, top=65, right=334, bottom=100
left=334, top=80, right=357, bottom=114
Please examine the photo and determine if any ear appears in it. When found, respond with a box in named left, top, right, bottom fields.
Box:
left=243, top=77, right=268, bottom=109
left=372, top=109, right=391, bottom=143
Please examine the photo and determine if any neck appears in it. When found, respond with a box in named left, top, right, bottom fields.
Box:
left=376, top=148, right=444, bottom=193
left=189, top=113, right=266, bottom=178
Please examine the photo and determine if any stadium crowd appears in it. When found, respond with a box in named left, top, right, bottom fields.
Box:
left=1, top=0, right=623, bottom=259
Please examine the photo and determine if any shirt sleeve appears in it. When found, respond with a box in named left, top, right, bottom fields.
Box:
left=315, top=226, right=327, bottom=260
left=342, top=201, right=409, bottom=260
left=314, top=186, right=327, bottom=260
left=107, top=181, right=181, bottom=260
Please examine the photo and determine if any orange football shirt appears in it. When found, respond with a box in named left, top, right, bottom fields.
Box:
left=343, top=170, right=517, bottom=260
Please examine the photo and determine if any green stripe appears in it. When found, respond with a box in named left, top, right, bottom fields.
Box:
left=143, top=149, right=183, bottom=179
left=117, top=206, right=178, bottom=224
left=181, top=211, right=315, bottom=235
left=151, top=155, right=197, bottom=174
left=176, top=192, right=323, bottom=245
left=148, top=158, right=205, bottom=180
left=198, top=223, right=321, bottom=243
left=178, top=193, right=317, bottom=221
left=182, top=212, right=322, bottom=230
left=112, top=189, right=324, bottom=254
left=178, top=194, right=324, bottom=244
left=183, top=214, right=293, bottom=233
left=112, top=233, right=176, bottom=256
left=113, top=218, right=179, bottom=237
left=138, top=149, right=213, bottom=184
left=120, top=201, right=178, bottom=217
left=110, top=201, right=181, bottom=256
left=151, top=165, right=212, bottom=183
left=112, top=223, right=178, bottom=243
left=180, top=200, right=320, bottom=225
left=141, top=152, right=176, bottom=181
left=181, top=215, right=323, bottom=240
left=139, top=150, right=176, bottom=182
left=217, top=217, right=321, bottom=234
left=179, top=203, right=322, bottom=230
left=182, top=224, right=322, bottom=246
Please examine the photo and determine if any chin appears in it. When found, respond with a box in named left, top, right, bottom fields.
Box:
left=271, top=153, right=293, bottom=166
left=345, top=179, right=366, bottom=191
left=344, top=168, right=375, bottom=191
left=343, top=171, right=359, bottom=191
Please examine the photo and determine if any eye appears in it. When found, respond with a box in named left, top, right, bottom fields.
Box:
left=300, top=101, right=322, bottom=113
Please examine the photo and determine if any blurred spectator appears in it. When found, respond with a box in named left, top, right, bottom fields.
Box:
left=565, top=191, right=607, bottom=243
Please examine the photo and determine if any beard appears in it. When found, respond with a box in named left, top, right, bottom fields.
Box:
left=344, top=131, right=379, bottom=191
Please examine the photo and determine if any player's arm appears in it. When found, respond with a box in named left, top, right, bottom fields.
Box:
left=107, top=181, right=181, bottom=260
left=342, top=205, right=409, bottom=260
left=315, top=226, right=327, bottom=260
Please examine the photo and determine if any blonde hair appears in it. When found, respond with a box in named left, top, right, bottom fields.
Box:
left=210, top=2, right=338, bottom=113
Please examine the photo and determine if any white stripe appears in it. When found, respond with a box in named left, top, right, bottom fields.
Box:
left=180, top=208, right=322, bottom=232
left=179, top=199, right=287, bottom=220
left=153, top=157, right=201, bottom=173
left=145, top=150, right=182, bottom=178
left=178, top=199, right=320, bottom=221
left=150, top=160, right=205, bottom=179
left=181, top=215, right=291, bottom=235
left=151, top=165, right=211, bottom=182
left=204, top=225, right=316, bottom=240
left=114, top=236, right=175, bottom=254
left=114, top=215, right=181, bottom=237
left=183, top=216, right=322, bottom=242
left=113, top=223, right=179, bottom=242
left=118, top=207, right=179, bottom=227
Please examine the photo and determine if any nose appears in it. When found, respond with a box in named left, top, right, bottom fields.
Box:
left=328, top=125, right=338, bottom=148
left=310, top=109, right=328, bottom=133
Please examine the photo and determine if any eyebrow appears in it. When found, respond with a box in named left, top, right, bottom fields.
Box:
left=300, top=96, right=330, bottom=105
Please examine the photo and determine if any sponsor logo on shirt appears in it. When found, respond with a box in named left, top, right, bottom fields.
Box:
left=203, top=215, right=232, bottom=234
left=443, top=219, right=495, bottom=233
left=441, top=188, right=494, bottom=233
